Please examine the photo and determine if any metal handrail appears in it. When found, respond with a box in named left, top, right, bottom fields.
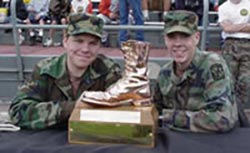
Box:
left=201, top=0, right=209, bottom=50
left=0, top=23, right=222, bottom=31
left=10, top=0, right=23, bottom=81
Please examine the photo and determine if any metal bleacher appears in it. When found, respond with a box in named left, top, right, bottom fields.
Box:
left=0, top=0, right=223, bottom=103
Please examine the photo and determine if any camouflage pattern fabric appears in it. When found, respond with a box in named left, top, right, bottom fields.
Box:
left=67, top=12, right=104, bottom=38
left=163, top=10, right=198, bottom=35
left=153, top=49, right=238, bottom=133
left=8, top=53, right=121, bottom=129
left=222, top=39, right=250, bottom=109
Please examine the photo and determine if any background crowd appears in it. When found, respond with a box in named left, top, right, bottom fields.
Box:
left=0, top=0, right=225, bottom=47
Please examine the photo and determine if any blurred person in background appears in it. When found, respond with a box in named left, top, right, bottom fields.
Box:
left=43, top=0, right=71, bottom=47
left=25, top=0, right=50, bottom=46
left=4, top=0, right=28, bottom=45
left=119, top=0, right=144, bottom=46
left=218, top=0, right=250, bottom=113
left=71, top=0, right=93, bottom=13
left=97, top=0, right=119, bottom=46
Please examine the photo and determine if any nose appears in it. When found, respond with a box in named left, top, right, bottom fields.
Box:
left=173, top=37, right=182, bottom=46
left=80, top=42, right=89, bottom=53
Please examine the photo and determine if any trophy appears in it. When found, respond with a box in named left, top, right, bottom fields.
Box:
left=68, top=40, right=158, bottom=147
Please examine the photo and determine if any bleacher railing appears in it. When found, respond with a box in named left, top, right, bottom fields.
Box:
left=0, top=0, right=221, bottom=82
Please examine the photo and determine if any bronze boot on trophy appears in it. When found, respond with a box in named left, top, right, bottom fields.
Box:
left=69, top=40, right=158, bottom=146
left=80, top=40, right=151, bottom=107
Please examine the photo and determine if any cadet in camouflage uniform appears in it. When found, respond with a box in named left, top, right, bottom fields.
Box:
left=8, top=13, right=122, bottom=129
left=153, top=10, right=238, bottom=133
left=218, top=0, right=250, bottom=108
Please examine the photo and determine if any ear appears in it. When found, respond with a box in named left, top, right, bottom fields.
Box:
left=164, top=35, right=168, bottom=47
left=194, top=32, right=200, bottom=45
left=63, top=36, right=68, bottom=48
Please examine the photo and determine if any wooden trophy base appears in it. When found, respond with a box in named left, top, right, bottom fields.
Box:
left=68, top=101, right=158, bottom=147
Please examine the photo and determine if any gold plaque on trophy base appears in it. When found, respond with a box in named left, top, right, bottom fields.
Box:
left=68, top=102, right=158, bottom=147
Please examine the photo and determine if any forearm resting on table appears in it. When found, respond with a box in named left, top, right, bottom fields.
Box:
left=162, top=108, right=236, bottom=133
left=9, top=99, right=75, bottom=129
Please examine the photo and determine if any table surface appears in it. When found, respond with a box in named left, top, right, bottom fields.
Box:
left=1, top=127, right=250, bottom=153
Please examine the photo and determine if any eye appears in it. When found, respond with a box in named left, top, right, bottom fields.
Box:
left=182, top=33, right=190, bottom=38
left=89, top=41, right=98, bottom=46
left=167, top=33, right=175, bottom=39
left=167, top=32, right=191, bottom=39
left=73, top=38, right=83, bottom=43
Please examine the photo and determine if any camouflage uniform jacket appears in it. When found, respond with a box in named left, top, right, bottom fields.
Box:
left=9, top=53, right=121, bottom=129
left=154, top=49, right=238, bottom=133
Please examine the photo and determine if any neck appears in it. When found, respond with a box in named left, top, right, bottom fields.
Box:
left=67, top=63, right=87, bottom=79
left=174, top=62, right=190, bottom=77
left=175, top=65, right=185, bottom=77
left=176, top=63, right=188, bottom=71
left=67, top=64, right=86, bottom=97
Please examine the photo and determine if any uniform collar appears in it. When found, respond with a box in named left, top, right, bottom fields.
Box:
left=39, top=53, right=67, bottom=79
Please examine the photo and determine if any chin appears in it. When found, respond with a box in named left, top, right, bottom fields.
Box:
left=74, top=59, right=88, bottom=66
left=175, top=58, right=186, bottom=64
left=76, top=63, right=89, bottom=69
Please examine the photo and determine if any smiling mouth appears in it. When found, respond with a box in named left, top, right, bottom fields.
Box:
left=173, top=51, right=185, bottom=58
left=173, top=48, right=186, bottom=52
left=80, top=56, right=91, bottom=60
left=173, top=52, right=186, bottom=58
left=76, top=52, right=91, bottom=58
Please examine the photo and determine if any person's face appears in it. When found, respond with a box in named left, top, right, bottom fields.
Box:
left=63, top=34, right=101, bottom=70
left=165, top=32, right=200, bottom=66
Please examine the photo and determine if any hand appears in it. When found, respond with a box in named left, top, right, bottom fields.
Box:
left=35, top=14, right=41, bottom=20
left=172, top=111, right=190, bottom=129
left=163, top=11, right=168, bottom=17
left=28, top=7, right=35, bottom=12
left=142, top=10, right=149, bottom=21
left=161, top=110, right=190, bottom=129
left=61, top=18, right=67, bottom=24
left=161, top=109, right=174, bottom=123
left=162, top=11, right=168, bottom=20
left=109, top=12, right=118, bottom=19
